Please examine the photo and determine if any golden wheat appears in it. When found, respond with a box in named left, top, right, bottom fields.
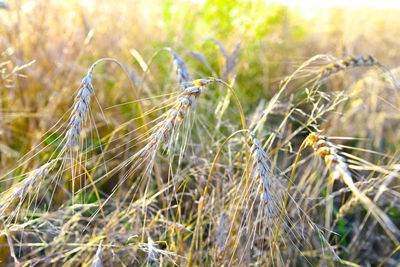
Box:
left=304, top=132, right=400, bottom=243
left=315, top=55, right=378, bottom=79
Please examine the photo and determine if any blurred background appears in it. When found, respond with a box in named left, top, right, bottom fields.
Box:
left=2, top=0, right=400, bottom=159
left=2, top=0, right=400, bottom=148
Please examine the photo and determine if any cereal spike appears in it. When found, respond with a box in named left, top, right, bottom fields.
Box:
left=65, top=74, right=94, bottom=151
left=249, top=133, right=274, bottom=216
left=0, top=160, right=56, bottom=217
left=315, top=55, right=380, bottom=79
left=168, top=48, right=191, bottom=88
left=305, top=132, right=400, bottom=241
left=137, top=80, right=211, bottom=161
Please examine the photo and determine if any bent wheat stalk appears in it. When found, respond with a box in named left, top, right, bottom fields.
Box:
left=274, top=131, right=400, bottom=250
left=65, top=57, right=145, bottom=152
left=315, top=55, right=378, bottom=79
left=136, top=79, right=211, bottom=163
left=134, top=77, right=248, bottom=170
left=314, top=54, right=400, bottom=107
left=304, top=133, right=400, bottom=245
left=5, top=58, right=142, bottom=214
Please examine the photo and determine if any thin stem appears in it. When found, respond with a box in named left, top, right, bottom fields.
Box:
left=209, top=77, right=249, bottom=184
left=273, top=137, right=308, bottom=250
left=187, top=129, right=250, bottom=267
left=205, top=129, right=250, bottom=197
left=88, top=58, right=148, bottom=130
left=188, top=78, right=249, bottom=265
left=376, top=62, right=400, bottom=108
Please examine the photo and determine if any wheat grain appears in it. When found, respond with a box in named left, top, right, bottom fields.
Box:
left=65, top=74, right=94, bottom=151
left=304, top=132, right=400, bottom=242
left=168, top=49, right=191, bottom=88
left=315, top=55, right=378, bottom=79
left=91, top=240, right=103, bottom=267
left=249, top=133, right=274, bottom=216
left=0, top=160, right=56, bottom=217
left=137, top=79, right=211, bottom=160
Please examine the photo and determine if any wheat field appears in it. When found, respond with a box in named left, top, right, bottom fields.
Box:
left=0, top=0, right=399, bottom=266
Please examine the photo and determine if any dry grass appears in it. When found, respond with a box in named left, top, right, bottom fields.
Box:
left=0, top=1, right=399, bottom=266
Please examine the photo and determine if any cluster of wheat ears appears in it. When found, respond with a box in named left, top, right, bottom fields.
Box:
left=0, top=47, right=399, bottom=266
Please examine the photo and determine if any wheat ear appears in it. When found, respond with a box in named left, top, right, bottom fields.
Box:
left=168, top=48, right=191, bottom=88
left=91, top=240, right=103, bottom=267
left=136, top=79, right=211, bottom=161
left=65, top=73, right=94, bottom=151
left=315, top=55, right=378, bottom=79
left=0, top=160, right=56, bottom=217
left=304, top=132, right=400, bottom=244
left=249, top=133, right=274, bottom=216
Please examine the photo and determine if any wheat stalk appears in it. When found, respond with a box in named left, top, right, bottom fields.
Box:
left=315, top=55, right=378, bottom=79
left=91, top=240, right=103, bottom=267
left=304, top=132, right=400, bottom=244
left=0, top=160, right=56, bottom=218
left=65, top=74, right=94, bottom=151
left=249, top=133, right=274, bottom=216
left=168, top=48, right=191, bottom=88
left=136, top=79, right=211, bottom=161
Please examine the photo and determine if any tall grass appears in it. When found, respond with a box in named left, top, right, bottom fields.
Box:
left=0, top=0, right=399, bottom=266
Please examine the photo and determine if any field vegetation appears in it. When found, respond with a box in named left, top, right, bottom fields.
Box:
left=0, top=0, right=400, bottom=266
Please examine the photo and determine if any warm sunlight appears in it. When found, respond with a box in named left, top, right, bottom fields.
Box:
left=1, top=0, right=399, bottom=266
left=271, top=0, right=400, bottom=9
